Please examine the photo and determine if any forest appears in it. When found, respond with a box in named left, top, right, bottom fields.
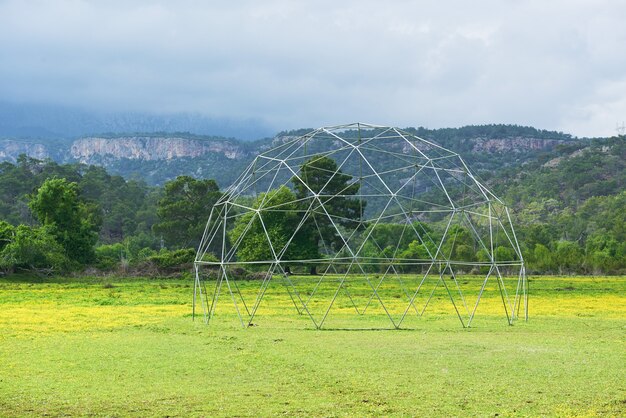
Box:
left=0, top=131, right=624, bottom=277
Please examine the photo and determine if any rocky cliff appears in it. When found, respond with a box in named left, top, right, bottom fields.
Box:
left=70, top=136, right=247, bottom=163
left=470, top=137, right=561, bottom=153
left=0, top=133, right=572, bottom=166
left=0, top=126, right=581, bottom=185
left=0, top=140, right=50, bottom=162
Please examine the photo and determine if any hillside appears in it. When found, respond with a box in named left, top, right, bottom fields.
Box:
left=0, top=124, right=580, bottom=186
left=494, top=136, right=626, bottom=274
left=0, top=125, right=624, bottom=275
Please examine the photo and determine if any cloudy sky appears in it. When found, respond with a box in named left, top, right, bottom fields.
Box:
left=1, top=0, right=625, bottom=137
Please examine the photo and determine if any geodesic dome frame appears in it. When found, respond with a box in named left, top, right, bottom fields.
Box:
left=194, top=123, right=527, bottom=329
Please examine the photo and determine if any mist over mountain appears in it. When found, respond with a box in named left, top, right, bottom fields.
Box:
left=0, top=102, right=275, bottom=141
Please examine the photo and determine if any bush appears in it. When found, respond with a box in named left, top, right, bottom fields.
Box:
left=247, top=271, right=269, bottom=280
left=0, top=225, right=70, bottom=274
left=95, top=243, right=126, bottom=270
left=137, top=247, right=157, bottom=260
left=124, top=233, right=160, bottom=260
left=227, top=266, right=250, bottom=280
left=0, top=221, right=14, bottom=253
left=147, top=248, right=196, bottom=270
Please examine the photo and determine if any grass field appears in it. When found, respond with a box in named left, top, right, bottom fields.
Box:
left=0, top=274, right=624, bottom=416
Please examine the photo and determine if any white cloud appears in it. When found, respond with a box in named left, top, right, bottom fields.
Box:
left=558, top=78, right=626, bottom=137
left=0, top=0, right=625, bottom=136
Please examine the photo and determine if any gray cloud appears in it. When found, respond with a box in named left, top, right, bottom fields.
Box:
left=1, top=0, right=625, bottom=137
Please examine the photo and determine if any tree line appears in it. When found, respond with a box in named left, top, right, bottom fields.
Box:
left=0, top=156, right=219, bottom=275
left=0, top=140, right=625, bottom=276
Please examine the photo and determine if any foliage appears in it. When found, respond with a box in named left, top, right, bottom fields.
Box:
left=231, top=186, right=319, bottom=263
left=0, top=157, right=158, bottom=243
left=0, top=225, right=69, bottom=273
left=440, top=225, right=476, bottom=262
left=94, top=242, right=126, bottom=270
left=1, top=131, right=626, bottom=276
left=491, top=137, right=626, bottom=274
left=29, top=178, right=99, bottom=265
left=291, top=155, right=364, bottom=251
left=95, top=233, right=163, bottom=272
left=362, top=222, right=417, bottom=253
left=0, top=159, right=200, bottom=273
left=92, top=153, right=251, bottom=188
left=501, top=137, right=626, bottom=209
left=79, top=165, right=155, bottom=242
left=147, top=248, right=196, bottom=269
left=153, top=176, right=222, bottom=249
left=0, top=220, right=14, bottom=252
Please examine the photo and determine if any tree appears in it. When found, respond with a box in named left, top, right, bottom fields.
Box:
left=0, top=221, right=14, bottom=253
left=363, top=223, right=415, bottom=253
left=29, top=178, right=100, bottom=265
left=584, top=234, right=624, bottom=274
left=291, top=155, right=364, bottom=272
left=153, top=176, right=222, bottom=249
left=231, top=186, right=319, bottom=266
left=441, top=225, right=475, bottom=262
left=0, top=159, right=157, bottom=241
left=531, top=243, right=554, bottom=273
left=554, top=240, right=583, bottom=274
left=398, top=240, right=433, bottom=272
left=0, top=225, right=69, bottom=273
left=79, top=166, right=151, bottom=242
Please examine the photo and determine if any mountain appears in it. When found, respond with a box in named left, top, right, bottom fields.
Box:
left=488, top=135, right=626, bottom=274
left=497, top=137, right=626, bottom=206
left=1, top=123, right=623, bottom=274
left=0, top=124, right=581, bottom=186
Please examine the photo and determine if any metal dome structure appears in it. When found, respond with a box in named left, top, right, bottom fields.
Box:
left=194, top=123, right=527, bottom=329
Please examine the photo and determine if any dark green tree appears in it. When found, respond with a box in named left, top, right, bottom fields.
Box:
left=441, top=225, right=475, bottom=262
left=28, top=178, right=100, bottom=265
left=291, top=156, right=366, bottom=245
left=231, top=186, right=319, bottom=265
left=530, top=243, right=555, bottom=273
left=79, top=166, right=153, bottom=242
left=554, top=240, right=583, bottom=274
left=153, top=176, right=222, bottom=249
left=291, top=155, right=364, bottom=273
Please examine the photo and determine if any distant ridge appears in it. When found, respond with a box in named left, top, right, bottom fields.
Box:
left=0, top=102, right=274, bottom=141
left=0, top=124, right=585, bottom=186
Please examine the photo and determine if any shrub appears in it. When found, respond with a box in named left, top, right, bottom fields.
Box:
left=0, top=221, right=14, bottom=253
left=147, top=248, right=196, bottom=270
left=95, top=243, right=126, bottom=270
left=227, top=266, right=250, bottom=280
left=247, top=271, right=269, bottom=281
left=0, top=225, right=70, bottom=274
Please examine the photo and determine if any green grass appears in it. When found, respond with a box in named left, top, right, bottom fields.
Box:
left=0, top=275, right=624, bottom=416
